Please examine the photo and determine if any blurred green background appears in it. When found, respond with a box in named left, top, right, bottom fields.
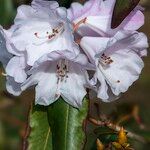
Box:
left=0, top=0, right=149, bottom=149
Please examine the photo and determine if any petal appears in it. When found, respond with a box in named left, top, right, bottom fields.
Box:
left=80, top=36, right=110, bottom=63
left=6, top=76, right=22, bottom=96
left=61, top=62, right=87, bottom=107
left=15, top=2, right=56, bottom=24
left=15, top=5, right=36, bottom=22
left=29, top=50, right=75, bottom=70
left=86, top=15, right=111, bottom=36
left=68, top=0, right=102, bottom=22
left=26, top=38, right=79, bottom=66
left=56, top=7, right=68, bottom=20
left=129, top=32, right=148, bottom=56
left=96, top=69, right=109, bottom=100
left=101, top=0, right=116, bottom=14
left=0, top=28, right=13, bottom=67
left=84, top=6, right=144, bottom=36
left=122, top=9, right=144, bottom=31
left=98, top=49, right=144, bottom=98
left=1, top=26, right=22, bottom=56
left=31, top=0, right=59, bottom=10
left=67, top=2, right=83, bottom=21
left=21, top=61, right=59, bottom=106
left=28, top=50, right=86, bottom=73
left=104, top=31, right=149, bottom=57
left=6, top=56, right=27, bottom=83
left=10, top=15, right=79, bottom=66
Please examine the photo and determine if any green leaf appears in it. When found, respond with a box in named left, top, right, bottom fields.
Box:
left=59, top=0, right=73, bottom=8
left=28, top=105, right=52, bottom=150
left=98, top=133, right=118, bottom=144
left=111, top=0, right=140, bottom=28
left=95, top=126, right=117, bottom=144
left=84, top=125, right=117, bottom=150
left=47, top=97, right=88, bottom=150
left=0, top=0, right=16, bottom=26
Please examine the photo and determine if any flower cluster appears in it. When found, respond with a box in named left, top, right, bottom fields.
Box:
left=0, top=0, right=148, bottom=107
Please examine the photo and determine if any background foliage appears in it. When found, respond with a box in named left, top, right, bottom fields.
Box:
left=0, top=0, right=150, bottom=149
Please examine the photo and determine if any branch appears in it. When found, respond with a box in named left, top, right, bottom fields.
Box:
left=89, top=118, right=147, bottom=144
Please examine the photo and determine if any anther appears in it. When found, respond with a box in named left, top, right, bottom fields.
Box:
left=117, top=80, right=120, bottom=83
left=99, top=53, right=113, bottom=66
left=34, top=32, right=38, bottom=36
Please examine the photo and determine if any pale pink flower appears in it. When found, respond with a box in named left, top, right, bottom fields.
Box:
left=68, top=0, right=144, bottom=36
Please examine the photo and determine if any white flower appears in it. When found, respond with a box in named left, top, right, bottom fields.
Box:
left=67, top=0, right=144, bottom=36
left=5, top=0, right=79, bottom=66
left=0, top=0, right=82, bottom=96
left=0, top=0, right=93, bottom=107
left=0, top=0, right=148, bottom=107
left=80, top=30, right=148, bottom=101
left=0, top=28, right=22, bottom=96
left=21, top=51, right=90, bottom=107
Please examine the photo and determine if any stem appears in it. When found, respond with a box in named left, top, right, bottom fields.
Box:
left=89, top=118, right=147, bottom=144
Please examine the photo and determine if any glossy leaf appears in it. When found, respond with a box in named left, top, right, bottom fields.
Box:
left=47, top=97, right=88, bottom=150
left=58, top=0, right=73, bottom=8
left=111, top=0, right=140, bottom=28
left=0, top=0, right=15, bottom=26
left=28, top=105, right=52, bottom=150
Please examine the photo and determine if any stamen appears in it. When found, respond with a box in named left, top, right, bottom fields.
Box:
left=34, top=23, right=64, bottom=42
left=75, top=39, right=81, bottom=44
left=73, top=18, right=87, bottom=31
left=55, top=59, right=69, bottom=97
left=1, top=72, right=7, bottom=76
left=117, top=80, right=120, bottom=83
left=98, top=54, right=121, bottom=84
left=99, top=53, right=113, bottom=66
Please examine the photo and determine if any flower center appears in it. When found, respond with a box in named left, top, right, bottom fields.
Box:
left=56, top=59, right=69, bottom=83
left=34, top=22, right=64, bottom=41
left=55, top=59, right=69, bottom=97
left=98, top=53, right=113, bottom=67
left=98, top=53, right=121, bottom=84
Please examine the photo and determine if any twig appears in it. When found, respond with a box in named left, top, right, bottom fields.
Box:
left=22, top=103, right=32, bottom=150
left=89, top=118, right=147, bottom=144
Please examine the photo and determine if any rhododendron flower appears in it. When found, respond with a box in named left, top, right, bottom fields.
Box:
left=21, top=51, right=90, bottom=107
left=67, top=0, right=144, bottom=36
left=0, top=0, right=148, bottom=107
left=80, top=30, right=148, bottom=101
left=0, top=0, right=82, bottom=97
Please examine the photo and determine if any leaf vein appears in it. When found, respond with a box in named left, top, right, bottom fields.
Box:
left=43, top=127, right=51, bottom=150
